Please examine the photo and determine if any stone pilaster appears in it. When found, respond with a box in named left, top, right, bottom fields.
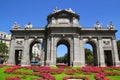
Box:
left=7, top=37, right=16, bottom=65
left=41, top=49, right=45, bottom=66
left=73, top=36, right=81, bottom=66
left=79, top=37, right=85, bottom=67
left=50, top=36, right=55, bottom=66
left=70, top=37, right=74, bottom=66
left=53, top=38, right=57, bottom=66
left=21, top=36, right=30, bottom=66
left=112, top=37, right=120, bottom=66
left=46, top=37, right=51, bottom=66
left=98, top=37, right=105, bottom=67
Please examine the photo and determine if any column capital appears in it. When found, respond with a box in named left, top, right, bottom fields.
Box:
left=73, top=34, right=79, bottom=38
left=11, top=36, right=16, bottom=40
left=24, top=36, right=29, bottom=40
left=111, top=36, right=116, bottom=40
left=79, top=36, right=83, bottom=40
left=98, top=37, right=102, bottom=40
left=48, top=34, right=54, bottom=39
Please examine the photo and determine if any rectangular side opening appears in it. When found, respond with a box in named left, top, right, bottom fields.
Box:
left=104, top=50, right=113, bottom=66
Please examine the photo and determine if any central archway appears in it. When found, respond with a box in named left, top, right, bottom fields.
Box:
left=56, top=39, right=70, bottom=66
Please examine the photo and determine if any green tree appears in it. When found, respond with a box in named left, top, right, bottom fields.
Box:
left=85, top=48, right=94, bottom=65
left=57, top=53, right=69, bottom=64
left=57, top=56, right=64, bottom=63
left=63, top=53, right=69, bottom=63
left=0, top=43, right=8, bottom=55
left=117, top=40, right=120, bottom=60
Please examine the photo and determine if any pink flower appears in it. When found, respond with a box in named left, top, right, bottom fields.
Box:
left=66, top=69, right=76, bottom=75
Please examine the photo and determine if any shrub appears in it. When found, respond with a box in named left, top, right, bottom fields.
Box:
left=6, top=76, right=21, bottom=80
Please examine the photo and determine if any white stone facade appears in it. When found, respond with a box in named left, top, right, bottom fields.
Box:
left=7, top=9, right=120, bottom=67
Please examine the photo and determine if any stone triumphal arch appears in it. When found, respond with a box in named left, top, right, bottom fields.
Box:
left=7, top=8, right=120, bottom=67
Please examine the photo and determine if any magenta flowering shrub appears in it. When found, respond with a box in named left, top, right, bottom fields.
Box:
left=4, top=66, right=32, bottom=75
left=0, top=64, right=3, bottom=68
left=65, top=69, right=76, bottom=75
left=39, top=66, right=51, bottom=73
left=81, top=66, right=101, bottom=73
left=33, top=72, right=41, bottom=76
left=41, top=73, right=55, bottom=80
left=4, top=68, right=14, bottom=73
left=94, top=71, right=120, bottom=80
left=105, top=72, right=120, bottom=76
left=56, top=64, right=68, bottom=68
left=32, top=66, right=64, bottom=74
left=95, top=73, right=105, bottom=80
left=63, top=76, right=90, bottom=80
left=2, top=65, right=120, bottom=80
left=50, top=68, right=64, bottom=74
left=6, top=76, right=20, bottom=80
left=4, top=65, right=56, bottom=80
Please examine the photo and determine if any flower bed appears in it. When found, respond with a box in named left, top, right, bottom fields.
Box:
left=94, top=72, right=120, bottom=80
left=0, top=64, right=3, bottom=68
left=65, top=69, right=76, bottom=75
left=1, top=65, right=120, bottom=80
left=56, top=63, right=68, bottom=68
left=63, top=76, right=90, bottom=80
left=6, top=76, right=21, bottom=80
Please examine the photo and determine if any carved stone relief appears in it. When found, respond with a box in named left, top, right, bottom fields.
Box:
left=15, top=39, right=24, bottom=45
left=102, top=39, right=111, bottom=47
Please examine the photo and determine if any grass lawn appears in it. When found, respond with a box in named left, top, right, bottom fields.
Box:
left=0, top=65, right=120, bottom=80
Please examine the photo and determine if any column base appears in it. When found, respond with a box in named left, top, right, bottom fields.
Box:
left=49, top=63, right=56, bottom=66
left=100, top=61, right=105, bottom=67
left=6, top=64, right=15, bottom=66
left=21, top=61, right=30, bottom=66
left=41, top=61, right=45, bottom=66
left=7, top=59, right=15, bottom=65
left=73, top=61, right=85, bottom=67
left=115, top=61, right=120, bottom=67
left=46, top=60, right=56, bottom=66
left=21, top=65, right=31, bottom=66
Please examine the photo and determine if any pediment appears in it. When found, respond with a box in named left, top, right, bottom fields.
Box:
left=47, top=10, right=79, bottom=21
left=57, top=13, right=70, bottom=18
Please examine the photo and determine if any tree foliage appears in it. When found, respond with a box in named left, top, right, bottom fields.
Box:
left=57, top=53, right=69, bottom=64
left=57, top=48, right=94, bottom=65
left=85, top=48, right=94, bottom=65
left=0, top=43, right=8, bottom=55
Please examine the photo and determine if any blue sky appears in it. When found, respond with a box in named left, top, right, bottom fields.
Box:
left=0, top=0, right=120, bottom=57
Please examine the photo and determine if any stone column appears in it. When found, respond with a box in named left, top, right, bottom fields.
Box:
left=112, top=37, right=120, bottom=66
left=50, top=36, right=55, bottom=66
left=41, top=45, right=45, bottom=66
left=73, top=36, right=81, bottom=66
left=7, top=36, right=16, bottom=65
left=46, top=37, right=51, bottom=66
left=79, top=37, right=85, bottom=67
left=70, top=37, right=74, bottom=66
left=98, top=37, right=105, bottom=67
left=54, top=47, right=57, bottom=66
left=53, top=38, right=57, bottom=66
left=21, top=36, right=30, bottom=66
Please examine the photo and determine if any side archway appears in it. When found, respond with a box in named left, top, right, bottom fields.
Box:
left=29, top=39, right=42, bottom=65
left=84, top=40, right=98, bottom=66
